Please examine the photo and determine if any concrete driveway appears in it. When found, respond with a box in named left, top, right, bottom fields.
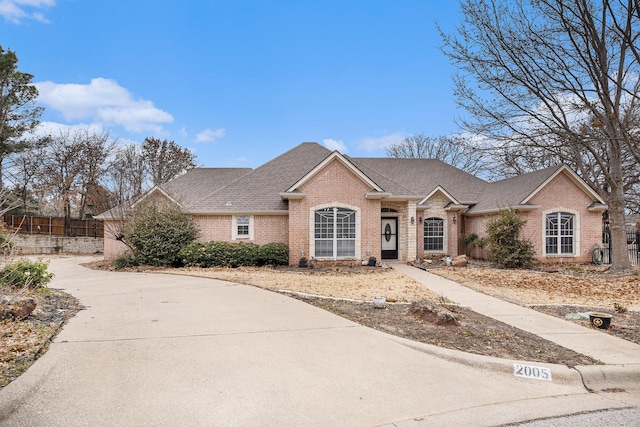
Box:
left=0, top=256, right=636, bottom=426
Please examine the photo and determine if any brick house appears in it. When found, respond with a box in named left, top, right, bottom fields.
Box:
left=99, top=142, right=607, bottom=265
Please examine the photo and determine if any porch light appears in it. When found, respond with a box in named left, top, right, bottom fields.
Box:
left=453, top=215, right=457, bottom=224
left=410, top=216, right=415, bottom=225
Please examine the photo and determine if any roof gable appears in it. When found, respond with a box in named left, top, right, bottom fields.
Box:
left=521, top=165, right=605, bottom=205
left=285, top=151, right=383, bottom=193
left=418, top=186, right=460, bottom=206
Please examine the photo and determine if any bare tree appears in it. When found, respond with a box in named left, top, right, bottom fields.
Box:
left=386, top=133, right=489, bottom=176
left=37, top=131, right=84, bottom=226
left=76, top=130, right=116, bottom=219
left=141, top=137, right=196, bottom=186
left=36, top=129, right=115, bottom=234
left=441, top=0, right=640, bottom=269
left=108, top=143, right=147, bottom=206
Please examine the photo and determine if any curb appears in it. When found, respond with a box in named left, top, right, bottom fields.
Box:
left=575, top=364, right=640, bottom=393
left=387, top=333, right=584, bottom=386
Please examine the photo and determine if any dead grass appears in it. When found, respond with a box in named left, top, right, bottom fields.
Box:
left=162, top=266, right=442, bottom=302
left=430, top=266, right=640, bottom=310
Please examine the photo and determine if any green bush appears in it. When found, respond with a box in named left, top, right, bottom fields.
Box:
left=228, top=242, right=260, bottom=267
left=486, top=210, right=535, bottom=268
left=0, top=259, right=54, bottom=289
left=180, top=241, right=289, bottom=268
left=179, top=241, right=207, bottom=267
left=257, top=242, right=289, bottom=266
left=124, top=204, right=199, bottom=267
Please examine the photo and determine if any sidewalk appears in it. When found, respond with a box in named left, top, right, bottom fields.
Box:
left=391, top=262, right=640, bottom=392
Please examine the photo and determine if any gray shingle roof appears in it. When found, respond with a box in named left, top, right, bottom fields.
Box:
left=105, top=143, right=590, bottom=216
left=161, top=167, right=252, bottom=208
left=189, top=142, right=333, bottom=213
left=467, top=165, right=563, bottom=213
left=348, top=157, right=487, bottom=202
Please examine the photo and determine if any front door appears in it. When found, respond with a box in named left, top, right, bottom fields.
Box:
left=381, top=217, right=398, bottom=259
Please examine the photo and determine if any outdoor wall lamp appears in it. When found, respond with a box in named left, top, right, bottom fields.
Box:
left=453, top=215, right=457, bottom=224
left=410, top=216, right=415, bottom=225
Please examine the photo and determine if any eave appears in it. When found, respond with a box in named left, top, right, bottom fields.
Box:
left=280, top=192, right=306, bottom=200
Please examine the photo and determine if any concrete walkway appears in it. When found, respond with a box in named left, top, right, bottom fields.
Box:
left=0, top=256, right=639, bottom=426
left=391, top=262, right=640, bottom=393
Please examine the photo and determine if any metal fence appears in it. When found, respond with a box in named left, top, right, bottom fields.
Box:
left=602, top=231, right=639, bottom=266
left=2, top=215, right=104, bottom=238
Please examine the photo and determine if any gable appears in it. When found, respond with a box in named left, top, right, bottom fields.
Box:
left=527, top=169, right=602, bottom=209
left=522, top=165, right=605, bottom=206
left=299, top=157, right=376, bottom=195
left=285, top=151, right=382, bottom=193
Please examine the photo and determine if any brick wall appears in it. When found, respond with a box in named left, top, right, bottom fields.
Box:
left=527, top=172, right=601, bottom=263
left=463, top=171, right=602, bottom=263
left=290, top=159, right=381, bottom=265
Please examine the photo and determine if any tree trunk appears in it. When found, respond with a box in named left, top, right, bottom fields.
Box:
left=607, top=197, right=631, bottom=271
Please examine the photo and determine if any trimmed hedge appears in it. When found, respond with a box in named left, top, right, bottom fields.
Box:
left=180, top=241, right=289, bottom=267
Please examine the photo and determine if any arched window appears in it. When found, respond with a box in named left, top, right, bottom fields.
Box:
left=424, top=217, right=444, bottom=251
left=545, top=212, right=575, bottom=255
left=314, top=208, right=356, bottom=258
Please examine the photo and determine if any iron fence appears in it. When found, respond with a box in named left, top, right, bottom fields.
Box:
left=601, top=230, right=639, bottom=266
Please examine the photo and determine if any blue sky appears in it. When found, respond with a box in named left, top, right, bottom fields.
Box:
left=1, top=0, right=464, bottom=168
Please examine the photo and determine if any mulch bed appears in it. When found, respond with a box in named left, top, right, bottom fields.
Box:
left=290, top=294, right=600, bottom=366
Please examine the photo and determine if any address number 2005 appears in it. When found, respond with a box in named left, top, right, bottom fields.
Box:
left=513, top=364, right=552, bottom=381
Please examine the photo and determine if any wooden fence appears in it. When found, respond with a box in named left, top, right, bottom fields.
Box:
left=2, top=215, right=104, bottom=238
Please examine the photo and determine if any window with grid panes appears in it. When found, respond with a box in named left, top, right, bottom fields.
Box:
left=236, top=215, right=250, bottom=237
left=423, top=217, right=444, bottom=251
left=545, top=212, right=574, bottom=255
left=314, top=208, right=356, bottom=258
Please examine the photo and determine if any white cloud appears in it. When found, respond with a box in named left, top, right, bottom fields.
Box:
left=0, top=0, right=54, bottom=24
left=195, top=127, right=226, bottom=143
left=356, top=132, right=406, bottom=152
left=35, top=78, right=173, bottom=133
left=322, top=138, right=347, bottom=153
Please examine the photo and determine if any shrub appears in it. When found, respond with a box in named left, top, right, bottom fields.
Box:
left=179, top=241, right=290, bottom=268
left=257, top=243, right=289, bottom=266
left=485, top=209, right=535, bottom=269
left=124, top=204, right=199, bottom=267
left=179, top=241, right=207, bottom=267
left=0, top=259, right=54, bottom=289
left=228, top=242, right=260, bottom=267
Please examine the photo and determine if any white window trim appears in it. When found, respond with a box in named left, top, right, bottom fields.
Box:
left=423, top=217, right=447, bottom=254
left=309, top=203, right=361, bottom=260
left=233, top=215, right=254, bottom=240
left=542, top=208, right=580, bottom=257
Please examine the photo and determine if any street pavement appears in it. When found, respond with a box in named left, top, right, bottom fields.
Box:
left=0, top=256, right=639, bottom=426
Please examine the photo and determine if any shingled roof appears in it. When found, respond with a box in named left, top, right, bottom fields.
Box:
left=466, top=166, right=564, bottom=214
left=189, top=142, right=333, bottom=213
left=100, top=142, right=603, bottom=217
